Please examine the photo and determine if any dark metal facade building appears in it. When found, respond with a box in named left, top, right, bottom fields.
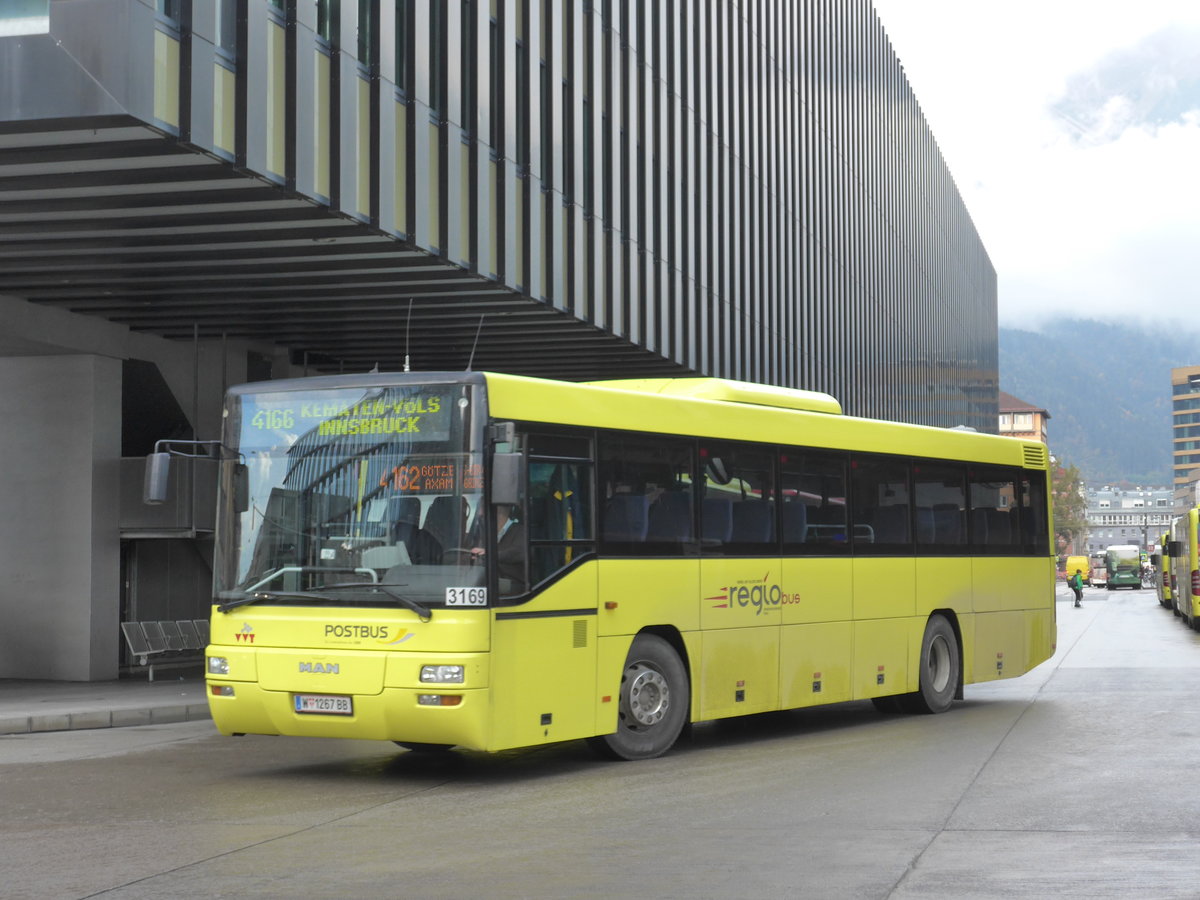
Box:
left=1, top=0, right=998, bottom=681
left=0, top=0, right=996, bottom=429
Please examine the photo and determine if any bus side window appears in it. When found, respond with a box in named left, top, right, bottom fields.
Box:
left=913, top=462, right=967, bottom=553
left=526, top=434, right=595, bottom=586
left=851, top=456, right=912, bottom=552
left=700, top=442, right=775, bottom=556
left=968, top=467, right=1022, bottom=553
left=779, top=452, right=848, bottom=554
left=598, top=434, right=694, bottom=556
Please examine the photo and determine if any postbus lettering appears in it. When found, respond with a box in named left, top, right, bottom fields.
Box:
left=324, top=624, right=389, bottom=640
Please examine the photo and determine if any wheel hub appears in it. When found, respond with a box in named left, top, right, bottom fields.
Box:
left=625, top=663, right=670, bottom=727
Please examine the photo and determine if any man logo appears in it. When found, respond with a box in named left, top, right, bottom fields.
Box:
left=299, top=662, right=340, bottom=674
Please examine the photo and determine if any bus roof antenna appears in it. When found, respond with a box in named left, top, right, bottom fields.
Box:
left=403, top=299, right=412, bottom=372
left=466, top=314, right=485, bottom=372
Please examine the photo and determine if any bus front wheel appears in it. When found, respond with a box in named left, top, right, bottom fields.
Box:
left=588, top=634, right=689, bottom=761
left=903, top=615, right=960, bottom=715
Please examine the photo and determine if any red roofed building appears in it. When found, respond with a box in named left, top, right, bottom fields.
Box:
left=999, top=392, right=1049, bottom=445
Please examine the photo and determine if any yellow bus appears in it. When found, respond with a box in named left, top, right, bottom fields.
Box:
left=1154, top=531, right=1172, bottom=610
left=1167, top=511, right=1200, bottom=628
left=201, top=372, right=1056, bottom=760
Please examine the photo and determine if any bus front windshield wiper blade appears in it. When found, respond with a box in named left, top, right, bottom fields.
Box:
left=216, top=589, right=338, bottom=613
left=314, top=582, right=432, bottom=621
left=216, top=584, right=432, bottom=620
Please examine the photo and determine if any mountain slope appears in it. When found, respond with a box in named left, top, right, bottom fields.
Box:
left=999, top=319, right=1199, bottom=485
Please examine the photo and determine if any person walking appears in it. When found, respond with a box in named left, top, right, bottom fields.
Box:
left=1069, top=568, right=1084, bottom=607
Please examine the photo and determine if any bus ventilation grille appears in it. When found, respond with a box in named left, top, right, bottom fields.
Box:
left=1023, top=446, right=1048, bottom=469
left=573, top=619, right=588, bottom=648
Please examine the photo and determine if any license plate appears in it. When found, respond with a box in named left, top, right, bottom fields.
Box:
left=294, top=694, right=353, bottom=715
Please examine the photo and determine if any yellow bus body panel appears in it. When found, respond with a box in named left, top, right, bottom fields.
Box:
left=780, top=558, right=852, bottom=624
left=779, top=622, right=853, bottom=707
left=595, top=559, right=700, bottom=637
left=488, top=566, right=599, bottom=751
left=854, top=558, right=915, bottom=620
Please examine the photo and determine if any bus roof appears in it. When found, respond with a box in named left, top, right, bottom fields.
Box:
left=483, top=372, right=1047, bottom=470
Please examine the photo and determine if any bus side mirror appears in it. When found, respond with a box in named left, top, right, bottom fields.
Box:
left=233, top=463, right=249, bottom=514
left=1169, top=541, right=1184, bottom=556
left=1150, top=554, right=1160, bottom=567
left=491, top=452, right=525, bottom=507
left=143, top=452, right=171, bottom=505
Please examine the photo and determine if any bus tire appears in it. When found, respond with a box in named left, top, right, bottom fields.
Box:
left=903, top=615, right=959, bottom=715
left=588, top=634, right=689, bottom=761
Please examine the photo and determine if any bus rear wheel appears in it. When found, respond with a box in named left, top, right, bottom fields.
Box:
left=902, top=615, right=960, bottom=714
left=588, top=633, right=689, bottom=761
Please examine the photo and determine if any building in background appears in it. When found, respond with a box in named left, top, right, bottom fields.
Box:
left=0, top=0, right=999, bottom=680
left=1172, top=366, right=1200, bottom=512
left=999, top=392, right=1050, bottom=445
left=1085, top=485, right=1173, bottom=553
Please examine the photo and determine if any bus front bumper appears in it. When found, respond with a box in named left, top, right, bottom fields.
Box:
left=206, top=680, right=490, bottom=749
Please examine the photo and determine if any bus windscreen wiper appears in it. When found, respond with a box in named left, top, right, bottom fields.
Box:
left=316, top=582, right=432, bottom=621
left=215, top=583, right=432, bottom=620
left=216, top=589, right=337, bottom=613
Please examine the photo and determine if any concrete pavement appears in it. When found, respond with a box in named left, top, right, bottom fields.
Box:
left=0, top=672, right=210, bottom=736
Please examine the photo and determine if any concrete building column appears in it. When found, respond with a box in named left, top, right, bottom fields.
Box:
left=0, top=355, right=121, bottom=681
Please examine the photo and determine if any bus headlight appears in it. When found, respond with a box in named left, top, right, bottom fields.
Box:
left=420, top=664, right=464, bottom=683
left=208, top=656, right=230, bottom=675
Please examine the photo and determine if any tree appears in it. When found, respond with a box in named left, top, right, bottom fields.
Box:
left=1052, top=460, right=1088, bottom=558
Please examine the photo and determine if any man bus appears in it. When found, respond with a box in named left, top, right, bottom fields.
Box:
left=1168, top=511, right=1200, bottom=629
left=182, top=372, right=1056, bottom=760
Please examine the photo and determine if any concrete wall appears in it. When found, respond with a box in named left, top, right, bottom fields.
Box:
left=0, top=355, right=121, bottom=680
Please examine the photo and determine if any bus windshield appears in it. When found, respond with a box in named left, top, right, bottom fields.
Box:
left=213, top=379, right=487, bottom=611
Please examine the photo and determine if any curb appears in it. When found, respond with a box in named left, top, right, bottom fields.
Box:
left=0, top=704, right=212, bottom=736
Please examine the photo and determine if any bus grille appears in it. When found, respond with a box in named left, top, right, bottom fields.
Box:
left=573, top=619, right=588, bottom=648
left=1022, top=445, right=1048, bottom=468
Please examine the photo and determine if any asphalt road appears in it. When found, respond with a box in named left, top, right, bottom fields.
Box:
left=4, top=583, right=1199, bottom=899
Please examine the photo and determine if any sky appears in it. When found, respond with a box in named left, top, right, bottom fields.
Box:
left=870, top=0, right=1200, bottom=333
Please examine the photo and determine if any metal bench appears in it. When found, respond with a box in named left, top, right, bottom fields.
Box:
left=120, top=620, right=209, bottom=681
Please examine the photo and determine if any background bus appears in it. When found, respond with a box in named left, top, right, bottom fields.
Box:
left=1168, top=511, right=1200, bottom=628
left=1154, top=530, right=1172, bottom=609
left=195, top=372, right=1056, bottom=760
left=1089, top=551, right=1108, bottom=588
left=1105, top=544, right=1142, bottom=590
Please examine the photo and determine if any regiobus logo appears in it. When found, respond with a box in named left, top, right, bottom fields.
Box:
left=708, top=573, right=802, bottom=614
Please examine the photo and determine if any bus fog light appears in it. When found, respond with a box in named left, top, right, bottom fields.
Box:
left=420, top=665, right=464, bottom=683
left=418, top=694, right=463, bottom=706
left=208, top=656, right=230, bottom=675
left=211, top=685, right=234, bottom=697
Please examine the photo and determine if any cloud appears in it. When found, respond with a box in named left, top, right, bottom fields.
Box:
left=872, top=0, right=1200, bottom=333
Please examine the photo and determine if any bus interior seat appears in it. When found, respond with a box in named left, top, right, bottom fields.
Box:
left=603, top=494, right=650, bottom=542
left=933, top=504, right=964, bottom=544
left=647, top=491, right=692, bottom=541
left=732, top=501, right=773, bottom=543
left=702, top=496, right=734, bottom=542
left=423, top=495, right=468, bottom=555
left=916, top=506, right=935, bottom=543
left=781, top=501, right=807, bottom=543
left=985, top=508, right=1012, bottom=544
left=972, top=508, right=988, bottom=543
left=873, top=504, right=910, bottom=544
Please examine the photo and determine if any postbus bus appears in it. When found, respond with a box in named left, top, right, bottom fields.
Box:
left=1167, top=511, right=1200, bottom=628
left=198, top=372, right=1056, bottom=760
left=1154, top=531, right=1171, bottom=609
